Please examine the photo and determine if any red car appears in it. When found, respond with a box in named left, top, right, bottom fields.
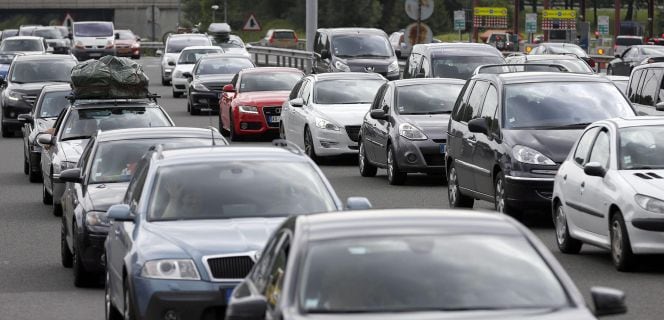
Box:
left=114, top=29, right=141, bottom=59
left=219, top=67, right=304, bottom=140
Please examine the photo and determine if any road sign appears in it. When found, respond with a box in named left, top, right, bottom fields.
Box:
left=405, top=0, right=434, bottom=21
left=525, top=13, right=537, bottom=33
left=473, top=7, right=507, bottom=17
left=598, top=16, right=610, bottom=35
left=242, top=13, right=261, bottom=31
left=454, top=10, right=465, bottom=31
left=404, top=22, right=433, bottom=46
left=542, top=9, right=576, bottom=19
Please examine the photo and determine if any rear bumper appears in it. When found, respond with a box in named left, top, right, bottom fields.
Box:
left=394, top=136, right=446, bottom=173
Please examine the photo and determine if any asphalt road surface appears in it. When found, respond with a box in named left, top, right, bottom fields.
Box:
left=0, top=57, right=661, bottom=319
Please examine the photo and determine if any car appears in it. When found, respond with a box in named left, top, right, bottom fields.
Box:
left=446, top=71, right=636, bottom=217
left=18, top=25, right=41, bottom=37
left=18, top=84, right=71, bottom=182
left=615, top=35, right=643, bottom=56
left=0, top=53, right=15, bottom=81
left=113, top=29, right=141, bottom=59
left=608, top=45, right=664, bottom=76
left=59, top=127, right=227, bottom=287
left=259, top=29, right=298, bottom=49
left=607, top=75, right=629, bottom=94
left=171, top=45, right=223, bottom=98
left=185, top=53, right=255, bottom=115
left=281, top=72, right=386, bottom=161
left=227, top=209, right=627, bottom=320
left=38, top=97, right=174, bottom=217
left=403, top=43, right=504, bottom=80
left=32, top=26, right=71, bottom=54
left=312, top=28, right=400, bottom=80
left=505, top=54, right=595, bottom=74
left=0, top=54, right=77, bottom=137
left=0, top=36, right=48, bottom=54
left=0, top=29, right=18, bottom=41
left=211, top=34, right=251, bottom=59
left=159, top=33, right=213, bottom=85
left=358, top=78, right=464, bottom=184
left=529, top=42, right=596, bottom=69
left=70, top=21, right=116, bottom=61
left=219, top=67, right=303, bottom=141
left=625, top=62, right=664, bottom=115
left=486, top=31, right=517, bottom=51
left=553, top=117, right=664, bottom=271
left=388, top=30, right=410, bottom=59
left=104, top=142, right=371, bottom=320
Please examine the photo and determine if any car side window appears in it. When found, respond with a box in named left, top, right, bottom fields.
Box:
left=125, top=159, right=149, bottom=212
left=405, top=53, right=420, bottom=79
left=452, top=81, right=474, bottom=122
left=419, top=57, right=430, bottom=77
left=289, top=79, right=304, bottom=100
left=230, top=74, right=239, bottom=88
left=461, top=81, right=489, bottom=122
left=573, top=127, right=600, bottom=166
left=250, top=231, right=283, bottom=292
left=300, top=80, right=312, bottom=105
left=371, top=84, right=388, bottom=110
left=640, top=69, right=662, bottom=106
left=264, top=235, right=290, bottom=309
left=628, top=69, right=644, bottom=102
left=77, top=138, right=95, bottom=169
left=588, top=129, right=610, bottom=168
left=658, top=71, right=664, bottom=103
left=381, top=86, right=392, bottom=112
left=480, top=84, right=499, bottom=134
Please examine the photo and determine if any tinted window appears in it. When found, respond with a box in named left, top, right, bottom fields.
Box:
left=588, top=130, right=610, bottom=168
left=0, top=53, right=15, bottom=64
left=289, top=79, right=304, bottom=100
left=640, top=69, right=663, bottom=106
left=503, top=82, right=634, bottom=129
left=148, top=162, right=336, bottom=221
left=37, top=90, right=70, bottom=118
left=300, top=80, right=312, bottom=104
left=548, top=44, right=586, bottom=57
left=460, top=81, right=489, bottom=122
left=177, top=49, right=222, bottom=64
left=451, top=81, right=473, bottom=121
left=167, top=37, right=211, bottom=53
left=573, top=127, right=600, bottom=165
left=265, top=239, right=289, bottom=307
left=620, top=126, right=664, bottom=169
left=370, top=84, right=388, bottom=110
left=628, top=70, right=644, bottom=102
left=274, top=31, right=295, bottom=39
left=480, top=85, right=500, bottom=134
left=616, top=37, right=643, bottom=46
left=10, top=59, right=76, bottom=83
left=314, top=79, right=385, bottom=104
left=526, top=59, right=594, bottom=74
left=331, top=34, right=392, bottom=58
left=128, top=159, right=149, bottom=212
left=395, top=83, right=463, bottom=115
left=61, top=107, right=171, bottom=140
left=431, top=56, right=505, bottom=79
left=74, top=23, right=113, bottom=37
left=0, top=39, right=43, bottom=52
left=640, top=47, right=664, bottom=56
left=301, top=235, right=569, bottom=313
left=239, top=72, right=303, bottom=92
left=195, top=58, right=254, bottom=75
left=216, top=38, right=244, bottom=49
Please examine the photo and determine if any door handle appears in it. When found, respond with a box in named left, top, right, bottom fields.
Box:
left=563, top=174, right=567, bottom=181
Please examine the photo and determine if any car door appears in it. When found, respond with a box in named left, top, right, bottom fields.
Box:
left=580, top=128, right=612, bottom=236
left=454, top=81, right=489, bottom=193
left=289, top=79, right=312, bottom=148
left=63, top=139, right=94, bottom=247
left=472, top=83, right=500, bottom=196
left=362, top=84, right=388, bottom=161
left=373, top=85, right=394, bottom=165
left=633, top=68, right=663, bottom=115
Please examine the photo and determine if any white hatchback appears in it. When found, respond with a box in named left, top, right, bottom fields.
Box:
left=552, top=117, right=664, bottom=271
left=170, top=45, right=223, bottom=98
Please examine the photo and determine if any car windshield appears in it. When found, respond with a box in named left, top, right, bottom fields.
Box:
left=178, top=49, right=223, bottom=64
left=616, top=38, right=643, bottom=46
left=0, top=39, right=42, bottom=52
left=74, top=23, right=113, bottom=37
left=526, top=59, right=593, bottom=73
left=396, top=83, right=463, bottom=115
left=331, top=34, right=392, bottom=58
left=301, top=234, right=569, bottom=313
left=548, top=45, right=586, bottom=57
left=60, top=107, right=171, bottom=141
left=89, top=138, right=213, bottom=184
left=195, top=58, right=254, bottom=75
left=34, top=29, right=62, bottom=39
left=640, top=47, right=664, bottom=55
left=37, top=91, right=70, bottom=118
left=504, top=82, right=634, bottom=129
left=148, top=161, right=336, bottom=221
left=315, top=79, right=385, bottom=104
left=116, top=31, right=135, bottom=40
left=619, top=126, right=664, bottom=170
left=431, top=56, right=505, bottom=79
left=167, top=37, right=210, bottom=53
left=10, top=60, right=77, bottom=83
left=239, top=72, right=302, bottom=92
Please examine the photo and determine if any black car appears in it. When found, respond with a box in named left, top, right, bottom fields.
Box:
left=18, top=83, right=71, bottom=182
left=59, top=127, right=227, bottom=287
left=359, top=78, right=464, bottom=184
left=0, top=54, right=77, bottom=137
left=529, top=42, right=596, bottom=69
left=446, top=72, right=636, bottom=217
left=607, top=45, right=664, bottom=76
left=32, top=26, right=71, bottom=54
left=227, top=209, right=627, bottom=320
left=312, top=28, right=400, bottom=80
left=403, top=43, right=504, bottom=80
left=185, top=53, right=255, bottom=115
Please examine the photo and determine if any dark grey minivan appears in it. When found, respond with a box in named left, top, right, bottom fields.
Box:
left=312, top=28, right=400, bottom=80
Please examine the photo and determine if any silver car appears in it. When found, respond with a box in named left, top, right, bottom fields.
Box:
left=158, top=33, right=212, bottom=85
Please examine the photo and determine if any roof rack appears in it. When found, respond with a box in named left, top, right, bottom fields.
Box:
left=473, top=63, right=570, bottom=75
left=66, top=93, right=161, bottom=103
left=272, top=139, right=303, bottom=155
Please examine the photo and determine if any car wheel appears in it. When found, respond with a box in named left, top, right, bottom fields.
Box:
left=229, top=111, right=241, bottom=142
left=358, top=139, right=377, bottom=177
left=186, top=100, right=191, bottom=112
left=61, top=216, right=73, bottom=268
left=387, top=145, right=406, bottom=185
left=190, top=104, right=200, bottom=116
left=611, top=212, right=637, bottom=271
left=42, top=182, right=53, bottom=205
left=304, top=127, right=319, bottom=163
left=1, top=125, right=12, bottom=138
left=494, top=172, right=520, bottom=217
left=172, top=90, right=182, bottom=98
left=72, top=224, right=95, bottom=287
left=553, top=202, right=583, bottom=254
left=106, top=268, right=123, bottom=320
left=123, top=277, right=136, bottom=320
left=447, top=162, right=474, bottom=208
left=29, top=165, right=42, bottom=183
left=161, top=77, right=169, bottom=86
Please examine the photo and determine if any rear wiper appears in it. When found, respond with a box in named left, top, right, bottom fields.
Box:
left=60, top=135, right=91, bottom=141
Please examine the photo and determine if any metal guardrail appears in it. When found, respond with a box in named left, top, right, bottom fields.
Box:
left=246, top=45, right=314, bottom=72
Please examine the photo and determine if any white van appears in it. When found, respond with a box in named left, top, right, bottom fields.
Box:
left=70, top=21, right=116, bottom=61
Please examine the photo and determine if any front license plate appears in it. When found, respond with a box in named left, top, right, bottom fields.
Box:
left=89, top=53, right=101, bottom=57
left=268, top=116, right=281, bottom=123
left=440, top=144, right=446, bottom=154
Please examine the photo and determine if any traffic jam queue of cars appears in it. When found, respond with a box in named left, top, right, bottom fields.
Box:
left=5, top=24, right=664, bottom=320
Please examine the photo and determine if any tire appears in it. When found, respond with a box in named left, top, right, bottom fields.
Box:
left=187, top=100, right=191, bottom=112
left=553, top=202, right=583, bottom=254
left=2, top=125, right=11, bottom=138
left=611, top=212, right=637, bottom=272
left=387, top=145, right=406, bottom=185
left=61, top=216, right=73, bottom=268
left=229, top=112, right=241, bottom=142
left=447, top=162, right=474, bottom=208
left=123, top=277, right=136, bottom=320
left=219, top=117, right=229, bottom=137
left=42, top=182, right=53, bottom=205
left=29, top=166, right=42, bottom=183
left=106, top=268, right=123, bottom=320
left=161, top=77, right=169, bottom=86
left=494, top=172, right=521, bottom=217
left=358, top=139, right=377, bottom=177
left=303, top=127, right=319, bottom=163
left=172, top=90, right=182, bottom=98
left=190, top=104, right=200, bottom=116
left=73, top=224, right=96, bottom=287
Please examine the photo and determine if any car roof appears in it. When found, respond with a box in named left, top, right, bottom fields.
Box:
left=605, top=75, right=630, bottom=81
left=168, top=33, right=208, bottom=40
left=310, top=72, right=386, bottom=81
left=632, top=61, right=664, bottom=71
left=271, top=29, right=295, bottom=32
left=476, top=72, right=611, bottom=84
left=3, top=36, right=42, bottom=41
left=520, top=54, right=582, bottom=60
left=392, top=78, right=466, bottom=87
left=319, top=28, right=386, bottom=35
left=180, top=45, right=223, bottom=51
left=599, top=116, right=664, bottom=128
left=154, top=146, right=308, bottom=165
left=240, top=67, right=303, bottom=74
left=617, top=35, right=643, bottom=39
left=15, top=54, right=75, bottom=61
left=71, top=100, right=160, bottom=108
left=540, top=42, right=581, bottom=47
left=40, top=84, right=72, bottom=93
left=96, top=127, right=223, bottom=143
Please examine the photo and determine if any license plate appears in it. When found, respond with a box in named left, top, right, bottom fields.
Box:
left=268, top=116, right=281, bottom=123
left=89, top=53, right=101, bottom=57
left=440, top=144, right=446, bottom=154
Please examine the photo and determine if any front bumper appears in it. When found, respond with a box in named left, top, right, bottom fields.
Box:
left=393, top=136, right=446, bottom=173
left=504, top=174, right=555, bottom=209
left=71, top=48, right=115, bottom=60
left=190, top=92, right=220, bottom=111
left=626, top=208, right=664, bottom=254
left=171, top=77, right=188, bottom=93
left=233, top=107, right=281, bottom=136
left=313, top=125, right=360, bottom=156
left=79, top=230, right=107, bottom=272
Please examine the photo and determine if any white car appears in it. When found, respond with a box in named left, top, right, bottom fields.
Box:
left=552, top=117, right=664, bottom=271
left=281, top=72, right=386, bottom=161
left=212, top=34, right=251, bottom=60
left=170, top=45, right=223, bottom=98
left=158, top=33, right=212, bottom=85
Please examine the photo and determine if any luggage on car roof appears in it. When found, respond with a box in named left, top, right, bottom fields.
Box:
left=70, top=56, right=149, bottom=99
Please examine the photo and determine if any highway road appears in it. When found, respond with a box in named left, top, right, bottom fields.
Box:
left=0, top=57, right=661, bottom=319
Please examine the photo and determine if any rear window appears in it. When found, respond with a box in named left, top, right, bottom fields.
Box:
left=178, top=48, right=223, bottom=64
left=0, top=39, right=43, bottom=52
left=239, top=72, right=303, bottom=92
left=616, top=37, right=643, bottom=46
left=431, top=56, right=505, bottom=79
left=116, top=30, right=136, bottom=40
left=195, top=57, right=254, bottom=75
left=74, top=23, right=113, bottom=37
left=396, top=83, right=463, bottom=115
left=274, top=31, right=296, bottom=40
left=34, top=29, right=62, bottom=39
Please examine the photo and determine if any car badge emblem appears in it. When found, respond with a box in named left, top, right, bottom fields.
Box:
left=275, top=108, right=281, bottom=114
left=365, top=66, right=375, bottom=72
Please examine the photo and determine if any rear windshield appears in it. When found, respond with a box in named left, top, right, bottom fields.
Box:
left=167, top=37, right=211, bottom=53
left=432, top=56, right=505, bottom=79
left=274, top=31, right=296, bottom=39
left=34, top=29, right=62, bottom=39
left=60, top=107, right=171, bottom=141
left=178, top=49, right=223, bottom=64
left=195, top=58, right=254, bottom=75
left=239, top=72, right=302, bottom=92
left=315, top=79, right=385, bottom=104
left=616, top=38, right=643, bottom=46
left=0, top=39, right=43, bottom=52
left=10, top=59, right=77, bottom=83
left=37, top=91, right=70, bottom=118
left=548, top=45, right=587, bottom=57
left=74, top=23, right=113, bottom=37
left=640, top=46, right=664, bottom=56
left=396, top=83, right=463, bottom=115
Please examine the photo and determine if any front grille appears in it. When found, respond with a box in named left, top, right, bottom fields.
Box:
left=85, top=45, right=93, bottom=48
left=203, top=82, right=227, bottom=92
left=23, top=95, right=37, bottom=106
left=207, top=255, right=254, bottom=280
left=423, top=154, right=445, bottom=166
left=432, top=139, right=446, bottom=143
left=537, top=191, right=553, bottom=200
left=345, top=126, right=361, bottom=142
left=262, top=106, right=282, bottom=128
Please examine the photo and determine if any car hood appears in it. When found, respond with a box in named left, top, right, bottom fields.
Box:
left=340, top=57, right=395, bottom=73
left=314, top=103, right=371, bottom=127
left=619, top=170, right=664, bottom=197
left=289, top=308, right=595, bottom=320
left=400, top=114, right=451, bottom=139
left=59, top=139, right=89, bottom=162
left=502, top=129, right=583, bottom=163
left=173, top=64, right=195, bottom=74
left=88, top=182, right=130, bottom=212
left=236, top=91, right=290, bottom=105
left=197, top=74, right=234, bottom=84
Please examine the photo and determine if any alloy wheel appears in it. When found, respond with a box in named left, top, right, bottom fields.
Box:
left=495, top=178, right=505, bottom=213
left=555, top=205, right=568, bottom=245
left=611, top=220, right=623, bottom=263
left=448, top=167, right=458, bottom=205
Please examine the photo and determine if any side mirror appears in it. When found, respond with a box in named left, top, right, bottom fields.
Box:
left=168, top=60, right=176, bottom=66
left=656, top=101, right=664, bottom=111
left=59, top=168, right=82, bottom=183
left=345, top=197, right=372, bottom=210
left=468, top=118, right=489, bottom=135
left=290, top=97, right=304, bottom=108
left=17, top=113, right=33, bottom=124
left=182, top=72, right=192, bottom=79
left=584, top=162, right=606, bottom=178
left=591, top=287, right=627, bottom=317
left=114, top=33, right=120, bottom=40
left=155, top=49, right=163, bottom=57
left=370, top=109, right=388, bottom=120
left=37, top=134, right=54, bottom=145
left=223, top=84, right=235, bottom=92
left=226, top=295, right=267, bottom=320
left=320, top=49, right=331, bottom=60
left=107, top=204, right=134, bottom=222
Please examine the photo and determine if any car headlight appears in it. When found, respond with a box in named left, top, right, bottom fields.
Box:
left=512, top=145, right=555, bottom=165
left=85, top=211, right=110, bottom=227
left=192, top=82, right=209, bottom=91
left=238, top=105, right=258, bottom=114
left=173, top=70, right=182, bottom=78
left=399, top=123, right=427, bottom=140
left=315, top=117, right=340, bottom=131
left=634, top=194, right=664, bottom=214
left=6, top=90, right=21, bottom=101
left=141, top=259, right=200, bottom=280
left=60, top=161, right=77, bottom=171
left=334, top=60, right=350, bottom=72
left=388, top=60, right=400, bottom=74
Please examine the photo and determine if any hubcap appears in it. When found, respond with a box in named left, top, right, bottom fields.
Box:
left=555, top=206, right=567, bottom=245
left=387, top=149, right=393, bottom=180
left=449, top=168, right=458, bottom=205
left=495, top=178, right=505, bottom=213
left=305, top=131, right=313, bottom=157
left=105, top=271, right=111, bottom=319
left=359, top=143, right=365, bottom=171
left=612, top=220, right=623, bottom=262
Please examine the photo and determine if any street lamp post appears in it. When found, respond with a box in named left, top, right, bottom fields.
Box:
left=211, top=5, right=219, bottom=23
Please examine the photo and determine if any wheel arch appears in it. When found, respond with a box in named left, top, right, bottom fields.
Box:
left=608, top=204, right=622, bottom=229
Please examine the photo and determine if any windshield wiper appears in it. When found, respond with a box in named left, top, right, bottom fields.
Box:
left=60, top=135, right=91, bottom=141
left=543, top=122, right=592, bottom=129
